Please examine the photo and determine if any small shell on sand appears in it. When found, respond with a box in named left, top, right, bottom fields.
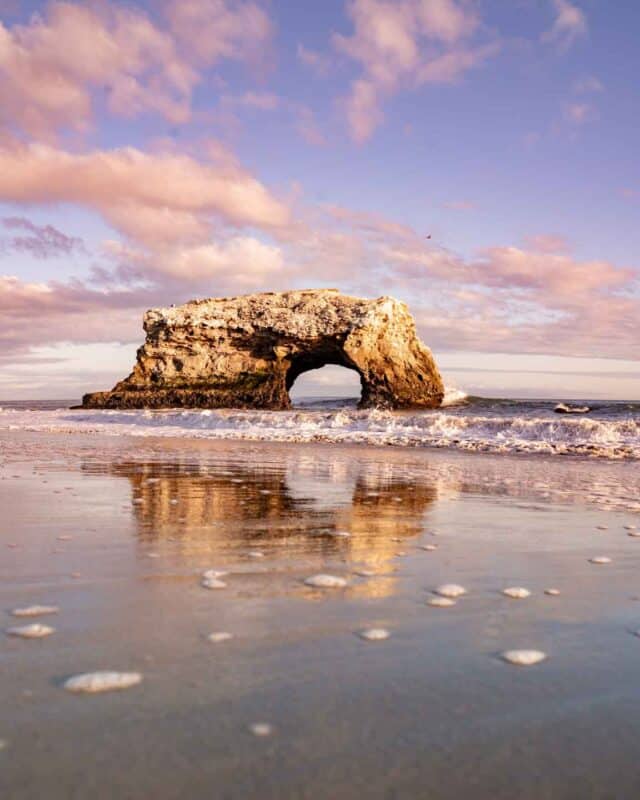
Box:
left=6, top=623, right=55, bottom=639
left=11, top=605, right=59, bottom=617
left=434, top=584, right=467, bottom=598
left=247, top=550, right=265, bottom=558
left=207, top=632, right=233, bottom=643
left=202, top=569, right=228, bottom=580
left=249, top=722, right=273, bottom=737
left=596, top=525, right=608, bottom=531
left=544, top=588, right=561, bottom=596
left=421, top=544, right=438, bottom=551
left=357, top=628, right=390, bottom=641
left=355, top=569, right=376, bottom=577
left=304, top=574, right=347, bottom=589
left=427, top=597, right=456, bottom=607
left=589, top=556, right=612, bottom=565
left=500, top=649, right=547, bottom=666
left=502, top=587, right=531, bottom=599
left=627, top=531, right=640, bottom=538
left=63, top=671, right=142, bottom=693
left=624, top=525, right=637, bottom=531
left=201, top=577, right=227, bottom=589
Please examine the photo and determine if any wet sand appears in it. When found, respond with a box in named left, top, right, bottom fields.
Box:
left=2, top=431, right=640, bottom=799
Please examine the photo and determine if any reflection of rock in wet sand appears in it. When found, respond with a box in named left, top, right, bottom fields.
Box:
left=89, top=457, right=440, bottom=594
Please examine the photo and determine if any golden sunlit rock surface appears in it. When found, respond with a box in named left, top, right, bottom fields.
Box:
left=82, top=289, right=444, bottom=410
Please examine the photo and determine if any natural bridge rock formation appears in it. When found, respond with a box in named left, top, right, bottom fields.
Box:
left=82, top=289, right=444, bottom=410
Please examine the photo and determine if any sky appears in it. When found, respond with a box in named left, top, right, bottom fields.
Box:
left=0, top=0, right=639, bottom=401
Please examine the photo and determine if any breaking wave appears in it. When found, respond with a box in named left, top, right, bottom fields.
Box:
left=1, top=394, right=639, bottom=460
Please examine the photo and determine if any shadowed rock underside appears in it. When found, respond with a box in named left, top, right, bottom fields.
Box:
left=82, top=289, right=444, bottom=410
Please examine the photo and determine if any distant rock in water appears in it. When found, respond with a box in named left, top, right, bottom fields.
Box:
left=554, top=403, right=591, bottom=414
left=82, top=289, right=444, bottom=410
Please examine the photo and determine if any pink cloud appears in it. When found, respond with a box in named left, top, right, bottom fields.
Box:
left=564, top=102, right=597, bottom=125
left=443, top=200, right=476, bottom=211
left=333, top=0, right=495, bottom=142
left=542, top=0, right=587, bottom=50
left=297, top=43, right=331, bottom=76
left=0, top=0, right=273, bottom=138
left=0, top=141, right=291, bottom=248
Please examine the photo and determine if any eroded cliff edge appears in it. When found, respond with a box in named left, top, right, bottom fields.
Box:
left=82, top=289, right=444, bottom=410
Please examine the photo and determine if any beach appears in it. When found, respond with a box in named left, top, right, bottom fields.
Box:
left=2, top=427, right=640, bottom=799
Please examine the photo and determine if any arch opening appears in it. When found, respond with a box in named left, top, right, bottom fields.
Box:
left=288, top=360, right=363, bottom=408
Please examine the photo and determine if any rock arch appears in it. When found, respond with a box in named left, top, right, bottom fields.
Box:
left=82, top=289, right=444, bottom=410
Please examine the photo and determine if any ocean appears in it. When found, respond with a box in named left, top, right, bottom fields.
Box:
left=1, top=390, right=639, bottom=460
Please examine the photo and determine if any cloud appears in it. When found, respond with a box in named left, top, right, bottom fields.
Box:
left=443, top=200, right=475, bottom=211
left=542, top=0, right=587, bottom=50
left=107, top=236, right=284, bottom=285
left=563, top=101, right=597, bottom=124
left=0, top=275, right=146, bottom=356
left=333, top=0, right=497, bottom=142
left=164, top=0, right=272, bottom=68
left=297, top=43, right=331, bottom=76
left=573, top=75, right=603, bottom=94
left=0, top=140, right=291, bottom=251
left=0, top=0, right=273, bottom=138
left=1, top=216, right=86, bottom=259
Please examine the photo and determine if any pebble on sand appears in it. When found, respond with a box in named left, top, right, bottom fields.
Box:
left=249, top=723, right=273, bottom=737
left=207, top=632, right=233, bottom=643
left=355, top=569, right=377, bottom=577
left=357, top=628, right=390, bottom=641
left=421, top=544, right=438, bottom=551
left=589, top=556, right=612, bottom=565
left=6, top=623, right=55, bottom=639
left=544, top=588, right=561, bottom=596
left=596, top=525, right=608, bottom=531
left=63, top=671, right=143, bottom=693
left=427, top=597, right=456, bottom=607
left=11, top=605, right=59, bottom=617
left=304, top=574, right=347, bottom=589
left=247, top=550, right=265, bottom=558
left=624, top=525, right=637, bottom=531
left=434, top=584, right=467, bottom=598
left=500, top=649, right=547, bottom=666
left=627, top=531, right=640, bottom=538
left=502, top=587, right=531, bottom=599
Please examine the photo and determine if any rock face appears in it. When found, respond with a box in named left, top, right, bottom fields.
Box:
left=82, top=289, right=444, bottom=410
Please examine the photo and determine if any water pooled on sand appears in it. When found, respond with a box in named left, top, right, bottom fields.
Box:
left=304, top=574, right=347, bottom=588
left=502, top=587, right=531, bottom=599
left=63, top=671, right=143, bottom=693
left=434, top=584, right=467, bottom=598
left=6, top=623, right=55, bottom=639
left=357, top=628, right=390, bottom=641
left=11, top=605, right=58, bottom=617
left=500, top=650, right=547, bottom=666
